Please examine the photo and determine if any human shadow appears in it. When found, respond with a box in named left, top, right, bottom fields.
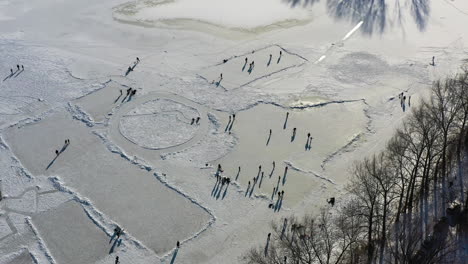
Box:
left=275, top=196, right=284, bottom=212
left=121, top=93, right=129, bottom=103
left=282, top=169, right=288, bottom=185
left=225, top=118, right=232, bottom=132
left=258, top=173, right=264, bottom=189
left=211, top=179, right=220, bottom=197
left=216, top=183, right=224, bottom=199
left=59, top=143, right=69, bottom=154
left=283, top=113, right=289, bottom=129
left=249, top=179, right=257, bottom=197
left=242, top=60, right=248, bottom=71
left=3, top=71, right=14, bottom=81
left=267, top=55, right=272, bottom=67
left=266, top=132, right=272, bottom=146
left=170, top=248, right=179, bottom=264
left=45, top=156, right=58, bottom=170
left=114, top=94, right=122, bottom=104
left=264, top=237, right=270, bottom=256
left=269, top=164, right=275, bottom=178
left=222, top=184, right=229, bottom=199
left=291, top=133, right=296, bottom=142
left=109, top=238, right=121, bottom=254
left=228, top=119, right=234, bottom=131
left=124, top=61, right=139, bottom=76
left=235, top=167, right=241, bottom=181
left=14, top=69, right=24, bottom=78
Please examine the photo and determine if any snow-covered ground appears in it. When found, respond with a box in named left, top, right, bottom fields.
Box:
left=1, top=0, right=468, bottom=263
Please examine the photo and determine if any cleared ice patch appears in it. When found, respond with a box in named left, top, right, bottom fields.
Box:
left=114, top=0, right=311, bottom=30
left=119, top=98, right=200, bottom=149
left=200, top=45, right=307, bottom=90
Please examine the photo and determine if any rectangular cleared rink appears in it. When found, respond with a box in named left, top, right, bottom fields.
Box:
left=4, top=110, right=212, bottom=255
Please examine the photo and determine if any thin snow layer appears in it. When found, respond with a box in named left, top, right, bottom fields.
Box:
left=0, top=217, right=12, bottom=240
left=120, top=98, right=200, bottom=149
left=0, top=250, right=34, bottom=264
left=36, top=191, right=72, bottom=213
left=5, top=190, right=37, bottom=214
left=115, top=0, right=311, bottom=29
left=161, top=112, right=236, bottom=166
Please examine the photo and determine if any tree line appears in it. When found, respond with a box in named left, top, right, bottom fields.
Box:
left=244, top=69, right=468, bottom=264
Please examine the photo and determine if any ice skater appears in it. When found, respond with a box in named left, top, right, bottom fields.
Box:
left=177, top=241, right=180, bottom=248
left=284, top=112, right=289, bottom=129
left=16, top=65, right=20, bottom=71
left=55, top=150, right=59, bottom=156
left=136, top=57, right=140, bottom=62
left=431, top=56, right=435, bottom=66
left=115, top=256, right=119, bottom=264
left=196, top=117, right=200, bottom=124
left=191, top=118, right=195, bottom=125
left=327, top=197, right=335, bottom=206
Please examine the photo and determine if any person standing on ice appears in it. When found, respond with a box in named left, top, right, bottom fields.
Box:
left=10, top=69, right=13, bottom=74
left=55, top=150, right=59, bottom=156
left=196, top=117, right=200, bottom=124
left=21, top=65, right=24, bottom=70
left=278, top=50, right=282, bottom=64
left=16, top=65, right=20, bottom=71
left=136, top=57, right=140, bottom=62
left=115, top=256, right=119, bottom=264
left=177, top=241, right=180, bottom=248
left=431, top=56, right=435, bottom=66
left=268, top=54, right=272, bottom=66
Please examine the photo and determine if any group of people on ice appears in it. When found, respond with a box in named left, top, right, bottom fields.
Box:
left=215, top=49, right=284, bottom=86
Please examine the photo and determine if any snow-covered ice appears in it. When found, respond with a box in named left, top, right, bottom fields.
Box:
left=1, top=0, right=468, bottom=263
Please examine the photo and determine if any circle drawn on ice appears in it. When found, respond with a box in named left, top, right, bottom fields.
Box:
left=330, top=52, right=389, bottom=84
left=119, top=99, right=200, bottom=149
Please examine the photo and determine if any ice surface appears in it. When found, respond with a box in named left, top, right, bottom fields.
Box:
left=1, top=0, right=468, bottom=262
left=114, top=0, right=311, bottom=29
left=5, top=110, right=212, bottom=255
left=120, top=98, right=200, bottom=149
left=32, top=201, right=109, bottom=264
